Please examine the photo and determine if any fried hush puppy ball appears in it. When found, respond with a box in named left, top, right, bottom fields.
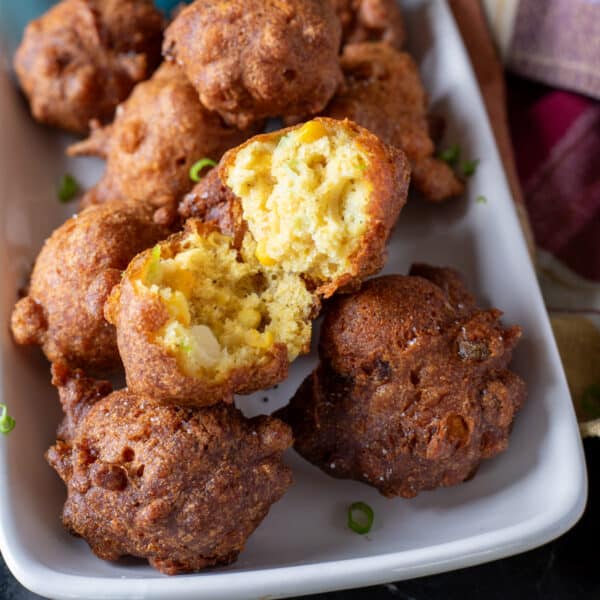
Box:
left=332, top=0, right=406, bottom=49
left=11, top=201, right=171, bottom=373
left=277, top=266, right=527, bottom=498
left=324, top=43, right=465, bottom=202
left=68, top=63, right=262, bottom=216
left=14, top=0, right=164, bottom=134
left=46, top=365, right=292, bottom=575
left=163, top=0, right=343, bottom=128
left=107, top=119, right=410, bottom=405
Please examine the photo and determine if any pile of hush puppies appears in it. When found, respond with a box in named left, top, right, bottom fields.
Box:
left=10, top=0, right=526, bottom=575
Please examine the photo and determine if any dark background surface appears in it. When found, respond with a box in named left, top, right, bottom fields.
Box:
left=2, top=438, right=598, bottom=600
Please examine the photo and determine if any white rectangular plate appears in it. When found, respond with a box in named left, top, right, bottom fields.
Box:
left=0, top=1, right=587, bottom=599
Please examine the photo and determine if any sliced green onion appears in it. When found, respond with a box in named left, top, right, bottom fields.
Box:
left=57, top=173, right=80, bottom=203
left=438, top=143, right=461, bottom=166
left=462, top=159, right=480, bottom=177
left=189, top=158, right=217, bottom=182
left=476, top=195, right=487, bottom=204
left=347, top=501, right=374, bottom=535
left=582, top=384, right=600, bottom=419
left=0, top=403, right=15, bottom=435
left=145, top=244, right=161, bottom=283
left=179, top=340, right=192, bottom=354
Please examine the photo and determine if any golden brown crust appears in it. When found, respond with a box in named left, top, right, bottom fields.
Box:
left=163, top=0, right=343, bottom=128
left=105, top=221, right=294, bottom=406
left=332, top=0, right=405, bottom=49
left=277, top=267, right=526, bottom=498
left=68, top=63, right=262, bottom=213
left=46, top=368, right=293, bottom=574
left=178, top=169, right=247, bottom=249
left=10, top=201, right=172, bottom=373
left=324, top=43, right=465, bottom=202
left=13, top=0, right=164, bottom=133
left=218, top=117, right=411, bottom=297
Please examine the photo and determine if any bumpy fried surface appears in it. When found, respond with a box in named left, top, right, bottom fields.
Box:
left=112, top=119, right=410, bottom=406
left=68, top=63, right=261, bottom=214
left=178, top=168, right=246, bottom=248
left=10, top=201, right=171, bottom=373
left=46, top=366, right=293, bottom=575
left=332, top=0, right=405, bottom=49
left=163, top=0, right=342, bottom=128
left=13, top=0, right=163, bottom=134
left=324, top=43, right=465, bottom=202
left=277, top=266, right=526, bottom=498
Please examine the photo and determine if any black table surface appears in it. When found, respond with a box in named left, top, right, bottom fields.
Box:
left=2, top=438, right=598, bottom=600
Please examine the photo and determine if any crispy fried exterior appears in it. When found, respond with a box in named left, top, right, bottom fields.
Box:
left=46, top=367, right=293, bottom=575
left=332, top=0, right=405, bottom=49
left=163, top=0, right=342, bottom=128
left=218, top=118, right=411, bottom=297
left=13, top=0, right=163, bottom=134
left=277, top=266, right=527, bottom=498
left=324, top=43, right=465, bottom=202
left=104, top=221, right=297, bottom=406
left=178, top=168, right=247, bottom=249
left=68, top=63, right=261, bottom=213
left=10, top=201, right=171, bottom=373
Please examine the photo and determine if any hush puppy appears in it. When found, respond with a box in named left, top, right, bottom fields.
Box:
left=46, top=365, right=293, bottom=575
left=324, top=43, right=465, bottom=202
left=14, top=0, right=163, bottom=134
left=163, top=0, right=343, bottom=128
left=107, top=118, right=410, bottom=405
left=332, top=0, right=405, bottom=49
left=11, top=201, right=171, bottom=373
left=68, top=63, right=261, bottom=215
left=277, top=265, right=526, bottom=498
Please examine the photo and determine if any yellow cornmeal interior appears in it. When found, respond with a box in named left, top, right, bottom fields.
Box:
left=139, top=232, right=314, bottom=379
left=226, top=120, right=373, bottom=282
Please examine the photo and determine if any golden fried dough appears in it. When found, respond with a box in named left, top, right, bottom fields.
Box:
left=46, top=365, right=292, bottom=575
left=68, top=63, right=261, bottom=214
left=277, top=266, right=526, bottom=498
left=14, top=0, right=163, bottom=134
left=163, top=0, right=342, bottom=128
left=332, top=0, right=405, bottom=49
left=11, top=201, right=171, bottom=373
left=324, top=42, right=465, bottom=202
left=108, top=118, right=410, bottom=405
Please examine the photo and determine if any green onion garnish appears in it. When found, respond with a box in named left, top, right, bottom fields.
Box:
left=347, top=501, right=374, bottom=535
left=0, top=403, right=15, bottom=435
left=57, top=173, right=80, bottom=203
left=438, top=143, right=461, bottom=166
left=582, top=384, right=600, bottom=419
left=189, top=158, right=217, bottom=182
left=462, top=159, right=480, bottom=177
left=179, top=340, right=192, bottom=354
left=145, top=244, right=161, bottom=282
left=476, top=195, right=487, bottom=204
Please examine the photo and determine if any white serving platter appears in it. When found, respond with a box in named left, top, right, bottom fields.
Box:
left=0, top=1, right=587, bottom=599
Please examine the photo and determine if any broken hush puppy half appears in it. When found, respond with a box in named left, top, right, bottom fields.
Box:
left=106, top=118, right=410, bottom=405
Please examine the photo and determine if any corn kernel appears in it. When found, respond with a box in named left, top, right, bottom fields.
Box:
left=171, top=269, right=195, bottom=298
left=238, top=308, right=262, bottom=329
left=245, top=329, right=274, bottom=349
left=255, top=240, right=277, bottom=266
left=165, top=291, right=191, bottom=327
left=297, top=120, right=328, bottom=144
